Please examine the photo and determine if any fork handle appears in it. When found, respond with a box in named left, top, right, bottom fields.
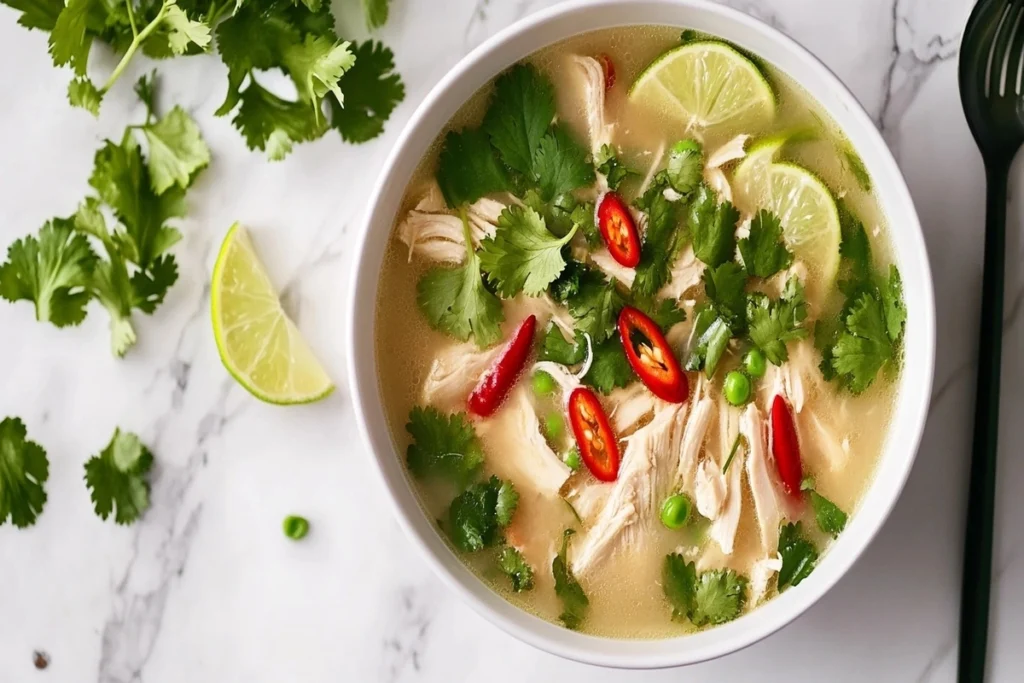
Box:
left=958, top=161, right=1009, bottom=683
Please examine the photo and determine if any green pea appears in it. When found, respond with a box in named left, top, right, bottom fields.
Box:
left=743, top=348, right=767, bottom=378
left=660, top=494, right=692, bottom=529
left=545, top=413, right=564, bottom=440
left=563, top=448, right=581, bottom=471
left=532, top=370, right=556, bottom=396
left=283, top=515, right=309, bottom=540
left=724, top=371, right=752, bottom=406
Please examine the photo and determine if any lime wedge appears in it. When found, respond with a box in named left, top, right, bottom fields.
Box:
left=733, top=138, right=841, bottom=287
left=629, top=41, right=775, bottom=132
left=211, top=224, right=334, bottom=404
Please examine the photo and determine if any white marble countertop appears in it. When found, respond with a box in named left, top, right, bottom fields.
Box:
left=0, top=0, right=1021, bottom=681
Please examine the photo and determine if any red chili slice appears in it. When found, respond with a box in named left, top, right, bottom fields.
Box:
left=770, top=395, right=803, bottom=498
left=617, top=306, right=689, bottom=403
left=467, top=315, right=536, bottom=417
left=597, top=192, right=641, bottom=267
left=568, top=387, right=621, bottom=481
left=597, top=53, right=616, bottom=90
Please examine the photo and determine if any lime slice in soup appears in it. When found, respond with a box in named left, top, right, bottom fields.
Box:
left=733, top=137, right=842, bottom=288
left=628, top=41, right=775, bottom=132
left=211, top=223, right=334, bottom=404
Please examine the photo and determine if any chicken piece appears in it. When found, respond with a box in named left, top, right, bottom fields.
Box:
left=676, top=384, right=714, bottom=493
left=562, top=474, right=612, bottom=521
left=589, top=247, right=635, bottom=287
left=658, top=244, right=705, bottom=301
left=695, top=459, right=727, bottom=519
left=422, top=343, right=500, bottom=408
left=807, top=411, right=851, bottom=471
left=749, top=553, right=784, bottom=606
left=396, top=184, right=510, bottom=263
left=608, top=383, right=659, bottom=435
left=709, top=403, right=743, bottom=554
left=479, top=387, right=571, bottom=498
left=511, top=293, right=575, bottom=336
left=571, top=403, right=685, bottom=575
left=570, top=55, right=615, bottom=157
left=702, top=135, right=749, bottom=204
left=742, top=404, right=784, bottom=552
left=760, top=339, right=812, bottom=413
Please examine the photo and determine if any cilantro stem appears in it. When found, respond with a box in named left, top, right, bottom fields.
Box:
left=125, top=0, right=139, bottom=37
left=722, top=433, right=742, bottom=474
left=101, top=0, right=171, bottom=94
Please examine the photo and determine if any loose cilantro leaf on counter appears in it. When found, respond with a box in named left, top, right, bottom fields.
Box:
left=436, top=128, right=510, bottom=207
left=632, top=189, right=682, bottom=297
left=689, top=184, right=740, bottom=267
left=83, top=429, right=154, bottom=525
left=281, top=35, right=356, bottom=116
left=416, top=215, right=504, bottom=348
left=582, top=336, right=635, bottom=394
left=0, top=218, right=96, bottom=328
left=747, top=276, right=809, bottom=365
left=801, top=477, right=848, bottom=537
left=595, top=144, right=638, bottom=191
left=553, top=529, right=589, bottom=629
left=329, top=41, right=405, bottom=143
left=778, top=522, right=818, bottom=590
left=533, top=124, right=595, bottom=201
left=405, top=407, right=484, bottom=486
left=665, top=140, right=703, bottom=196
left=232, top=80, right=326, bottom=162
left=361, top=0, right=389, bottom=29
left=566, top=268, right=625, bottom=343
left=539, top=324, right=586, bottom=365
left=479, top=206, right=576, bottom=297
left=448, top=476, right=517, bottom=552
left=498, top=546, right=534, bottom=592
left=0, top=417, right=49, bottom=528
left=662, top=554, right=748, bottom=626
left=482, top=63, right=555, bottom=176
left=738, top=209, right=793, bottom=278
left=141, top=106, right=212, bottom=194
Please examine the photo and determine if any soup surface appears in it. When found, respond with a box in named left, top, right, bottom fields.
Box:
left=375, top=26, right=904, bottom=639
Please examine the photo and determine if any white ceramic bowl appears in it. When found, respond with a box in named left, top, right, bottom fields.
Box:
left=348, top=0, right=936, bottom=669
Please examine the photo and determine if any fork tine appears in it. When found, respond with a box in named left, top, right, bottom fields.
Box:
left=1007, top=2, right=1024, bottom=94
left=989, top=0, right=1021, bottom=95
left=998, top=1, right=1024, bottom=94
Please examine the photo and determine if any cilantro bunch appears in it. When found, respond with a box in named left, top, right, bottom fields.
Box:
left=1, top=0, right=404, bottom=159
left=0, top=75, right=208, bottom=357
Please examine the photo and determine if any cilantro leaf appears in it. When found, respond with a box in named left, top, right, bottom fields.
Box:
left=570, top=201, right=599, bottom=246
left=595, top=144, right=638, bottom=191
left=141, top=106, right=211, bottom=194
left=281, top=35, right=355, bottom=114
left=738, top=209, right=793, bottom=278
left=495, top=480, right=518, bottom=527
left=831, top=291, right=893, bottom=393
left=436, top=128, right=510, bottom=208
left=232, top=79, right=325, bottom=161
left=47, top=0, right=92, bottom=76
left=691, top=569, right=748, bottom=626
left=68, top=77, right=102, bottom=115
left=448, top=476, right=515, bottom=552
left=582, top=336, right=635, bottom=394
left=689, top=184, right=739, bottom=267
left=665, top=139, right=703, bottom=196
left=498, top=546, right=534, bottom=592
left=130, top=254, right=178, bottom=314
left=565, top=267, right=625, bottom=343
left=329, top=40, right=405, bottom=143
left=686, top=313, right=730, bottom=378
left=482, top=63, right=555, bottom=176
left=539, top=323, right=585, bottom=365
left=160, top=3, right=213, bottom=55
left=882, top=265, right=906, bottom=343
left=801, top=478, right=848, bottom=537
left=416, top=216, right=504, bottom=347
left=0, top=417, right=49, bottom=528
left=636, top=297, right=687, bottom=329
left=747, top=276, right=809, bottom=365
left=838, top=201, right=873, bottom=286
left=0, top=217, right=96, bottom=327
left=533, top=124, right=595, bottom=201
left=702, top=262, right=747, bottom=327
left=83, top=428, right=154, bottom=525
left=405, top=407, right=484, bottom=487
left=0, top=0, right=63, bottom=30
left=662, top=553, right=698, bottom=621
left=549, top=257, right=585, bottom=302
left=552, top=529, right=589, bottom=629
left=632, top=189, right=682, bottom=297
left=361, top=0, right=388, bottom=29
left=479, top=205, right=575, bottom=297
left=778, top=522, right=818, bottom=590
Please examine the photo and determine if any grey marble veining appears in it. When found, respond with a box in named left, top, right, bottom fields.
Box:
left=0, top=0, right=1021, bottom=681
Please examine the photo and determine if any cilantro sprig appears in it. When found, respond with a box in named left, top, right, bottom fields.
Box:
left=747, top=276, right=809, bottom=365
left=478, top=205, right=576, bottom=297
left=777, top=522, right=818, bottom=591
left=0, top=417, right=49, bottom=528
left=662, top=553, right=748, bottom=627
left=739, top=209, right=793, bottom=278
left=801, top=477, right=848, bottom=537
left=447, top=476, right=518, bottom=552
left=84, top=429, right=154, bottom=525
left=498, top=546, right=535, bottom=592
left=405, top=407, right=484, bottom=487
left=553, top=529, right=589, bottom=629
left=689, top=184, right=740, bottom=267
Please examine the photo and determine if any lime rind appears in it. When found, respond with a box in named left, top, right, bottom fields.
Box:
left=211, top=223, right=335, bottom=405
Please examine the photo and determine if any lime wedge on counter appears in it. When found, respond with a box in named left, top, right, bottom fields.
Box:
left=628, top=41, right=775, bottom=132
left=733, top=138, right=841, bottom=286
left=211, top=223, right=334, bottom=404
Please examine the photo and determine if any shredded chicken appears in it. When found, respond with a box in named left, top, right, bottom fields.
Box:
left=749, top=553, right=784, bottom=606
left=514, top=294, right=575, bottom=336
left=608, top=383, right=658, bottom=435
left=742, top=404, right=784, bottom=552
left=422, top=343, right=500, bottom=408
left=589, top=247, right=635, bottom=287
left=709, top=403, right=742, bottom=554
left=808, top=411, right=851, bottom=471
left=695, top=459, right=726, bottom=519
left=396, top=183, right=513, bottom=263
left=676, top=381, right=714, bottom=493
left=658, top=244, right=705, bottom=301
left=571, top=402, right=685, bottom=575
left=707, top=134, right=750, bottom=169
left=761, top=339, right=811, bottom=413
left=479, top=388, right=571, bottom=498
left=570, top=55, right=614, bottom=157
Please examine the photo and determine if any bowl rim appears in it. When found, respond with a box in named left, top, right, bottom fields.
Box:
left=346, top=0, right=936, bottom=669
